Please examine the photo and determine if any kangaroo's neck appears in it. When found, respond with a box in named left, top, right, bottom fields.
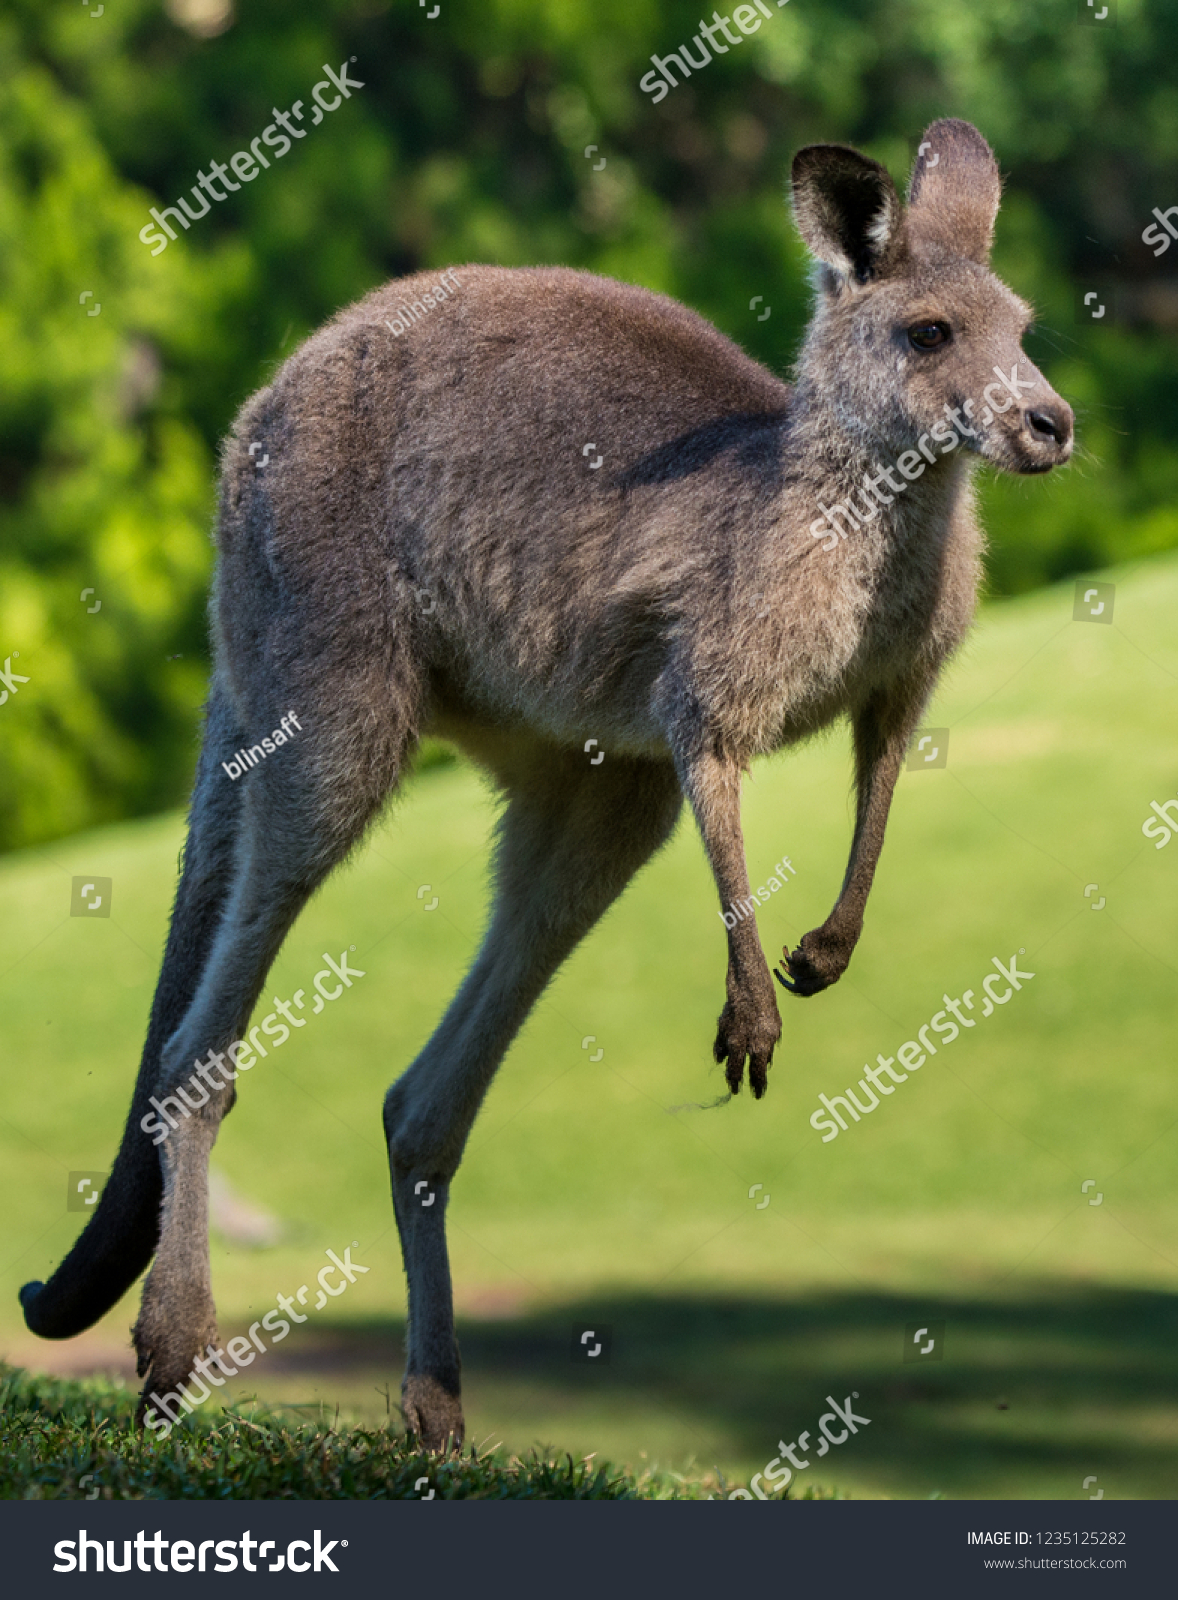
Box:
left=788, top=372, right=976, bottom=549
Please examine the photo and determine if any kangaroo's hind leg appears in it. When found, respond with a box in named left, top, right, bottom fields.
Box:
left=131, top=684, right=411, bottom=1427
left=384, top=747, right=684, bottom=1450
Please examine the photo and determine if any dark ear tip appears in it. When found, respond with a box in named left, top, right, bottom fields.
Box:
left=792, top=142, right=886, bottom=182
left=791, top=143, right=841, bottom=183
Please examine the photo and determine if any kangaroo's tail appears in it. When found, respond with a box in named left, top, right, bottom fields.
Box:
left=20, top=684, right=245, bottom=1338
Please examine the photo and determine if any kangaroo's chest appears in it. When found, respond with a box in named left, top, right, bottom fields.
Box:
left=753, top=493, right=978, bottom=751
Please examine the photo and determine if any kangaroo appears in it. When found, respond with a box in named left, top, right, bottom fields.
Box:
left=20, top=120, right=1072, bottom=1451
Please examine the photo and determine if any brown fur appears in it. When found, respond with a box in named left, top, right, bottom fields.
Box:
left=20, top=120, right=1072, bottom=1450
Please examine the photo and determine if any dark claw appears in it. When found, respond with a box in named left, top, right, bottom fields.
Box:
left=773, top=964, right=799, bottom=992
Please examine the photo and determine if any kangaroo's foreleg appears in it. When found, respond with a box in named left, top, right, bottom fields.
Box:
left=778, top=679, right=932, bottom=997
left=20, top=686, right=247, bottom=1340
left=675, top=747, right=781, bottom=1098
left=384, top=750, right=683, bottom=1450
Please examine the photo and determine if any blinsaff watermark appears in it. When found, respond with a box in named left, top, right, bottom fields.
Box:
left=719, top=856, right=795, bottom=928
left=384, top=271, right=462, bottom=336
left=222, top=712, right=301, bottom=780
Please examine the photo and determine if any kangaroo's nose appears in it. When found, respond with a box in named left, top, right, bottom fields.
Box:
left=1025, top=403, right=1073, bottom=449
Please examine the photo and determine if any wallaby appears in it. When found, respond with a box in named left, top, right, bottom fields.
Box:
left=20, top=120, right=1072, bottom=1451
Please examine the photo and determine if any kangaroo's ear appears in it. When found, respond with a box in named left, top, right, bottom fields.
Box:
left=791, top=144, right=906, bottom=285
left=907, top=118, right=1002, bottom=263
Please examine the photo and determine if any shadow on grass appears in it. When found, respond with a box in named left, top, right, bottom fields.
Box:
left=253, top=1282, right=1178, bottom=1496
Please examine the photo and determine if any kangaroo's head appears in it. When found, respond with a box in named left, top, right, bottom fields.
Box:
left=790, top=118, right=1072, bottom=474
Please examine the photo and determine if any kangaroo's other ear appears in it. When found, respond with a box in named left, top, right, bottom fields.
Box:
left=791, top=144, right=906, bottom=285
left=907, top=118, right=1002, bottom=264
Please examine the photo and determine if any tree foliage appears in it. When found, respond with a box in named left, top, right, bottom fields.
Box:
left=1, top=0, right=1176, bottom=848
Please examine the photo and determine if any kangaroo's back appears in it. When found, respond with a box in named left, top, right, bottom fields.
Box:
left=225, top=266, right=793, bottom=570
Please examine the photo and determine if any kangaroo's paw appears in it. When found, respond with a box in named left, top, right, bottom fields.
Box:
left=402, top=1373, right=465, bottom=1453
left=774, top=927, right=851, bottom=997
left=713, top=991, right=781, bottom=1099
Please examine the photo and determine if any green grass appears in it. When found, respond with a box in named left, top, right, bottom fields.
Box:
left=2, top=553, right=1177, bottom=1500
left=0, top=1366, right=684, bottom=1499
left=1, top=1365, right=846, bottom=1500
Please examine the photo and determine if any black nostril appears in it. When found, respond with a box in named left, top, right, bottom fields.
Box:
left=1026, top=407, right=1071, bottom=446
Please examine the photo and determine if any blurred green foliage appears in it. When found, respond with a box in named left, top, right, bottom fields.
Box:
left=1, top=0, right=1176, bottom=850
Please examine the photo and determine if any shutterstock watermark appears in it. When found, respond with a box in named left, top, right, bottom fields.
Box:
left=138, top=61, right=364, bottom=255
left=140, top=949, right=365, bottom=1145
left=810, top=951, right=1036, bottom=1141
left=144, top=1243, right=369, bottom=1438
left=640, top=4, right=792, bottom=104
left=0, top=652, right=30, bottom=708
left=54, top=1529, right=343, bottom=1574
left=809, top=366, right=1036, bottom=551
left=1142, top=202, right=1178, bottom=258
left=711, top=1393, right=870, bottom=1498
left=1141, top=786, right=1178, bottom=848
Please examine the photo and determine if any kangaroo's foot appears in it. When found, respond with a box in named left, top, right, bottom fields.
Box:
left=713, top=979, right=781, bottom=1099
left=402, top=1373, right=465, bottom=1453
left=131, top=1273, right=220, bottom=1428
left=775, top=924, right=854, bottom=997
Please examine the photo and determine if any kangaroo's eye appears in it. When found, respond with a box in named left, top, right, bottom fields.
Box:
left=908, top=321, right=950, bottom=350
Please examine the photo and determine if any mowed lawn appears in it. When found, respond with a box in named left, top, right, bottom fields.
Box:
left=1, top=553, right=1176, bottom=1500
